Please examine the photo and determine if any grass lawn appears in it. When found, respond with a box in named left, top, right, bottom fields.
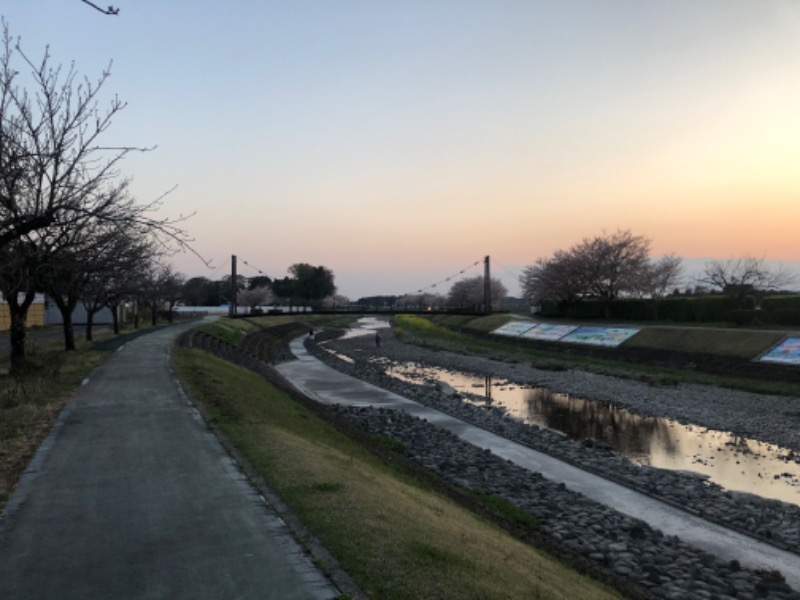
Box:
left=623, top=326, right=785, bottom=357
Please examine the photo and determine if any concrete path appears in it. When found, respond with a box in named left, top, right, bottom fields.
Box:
left=0, top=323, right=338, bottom=600
left=277, top=336, right=800, bottom=590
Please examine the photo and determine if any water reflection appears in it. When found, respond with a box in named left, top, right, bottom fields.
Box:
left=384, top=361, right=800, bottom=505
left=525, top=389, right=680, bottom=463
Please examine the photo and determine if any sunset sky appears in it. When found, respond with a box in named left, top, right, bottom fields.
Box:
left=4, top=1, right=800, bottom=298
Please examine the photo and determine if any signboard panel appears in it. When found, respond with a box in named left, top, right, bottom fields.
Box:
left=561, top=326, right=640, bottom=347
left=759, top=338, right=800, bottom=365
left=522, top=323, right=577, bottom=341
left=492, top=321, right=537, bottom=337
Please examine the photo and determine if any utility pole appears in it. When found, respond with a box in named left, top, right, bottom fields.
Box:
left=230, top=255, right=238, bottom=318
left=484, top=255, right=491, bottom=314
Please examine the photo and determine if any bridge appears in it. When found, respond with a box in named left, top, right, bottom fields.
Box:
left=228, top=254, right=519, bottom=317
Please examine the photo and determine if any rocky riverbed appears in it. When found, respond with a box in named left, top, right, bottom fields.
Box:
left=304, top=324, right=800, bottom=599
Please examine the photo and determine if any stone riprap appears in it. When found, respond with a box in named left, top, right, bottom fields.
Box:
left=331, top=404, right=796, bottom=600
left=305, top=328, right=800, bottom=598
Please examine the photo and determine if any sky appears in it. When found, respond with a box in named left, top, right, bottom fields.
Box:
left=3, top=1, right=800, bottom=299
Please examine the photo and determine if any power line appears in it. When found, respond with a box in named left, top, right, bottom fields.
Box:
left=493, top=257, right=524, bottom=282
left=238, top=257, right=268, bottom=276
left=231, top=254, right=503, bottom=297
left=401, top=259, right=483, bottom=297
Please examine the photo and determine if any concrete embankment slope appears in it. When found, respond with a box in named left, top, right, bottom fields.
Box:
left=278, top=336, right=800, bottom=592
left=0, top=323, right=338, bottom=600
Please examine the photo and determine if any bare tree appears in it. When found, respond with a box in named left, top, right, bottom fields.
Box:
left=82, top=231, right=153, bottom=340
left=634, top=254, right=683, bottom=319
left=0, top=22, right=192, bottom=253
left=103, top=269, right=138, bottom=335
left=447, top=276, right=507, bottom=310
left=136, top=260, right=180, bottom=326
left=157, top=264, right=185, bottom=322
left=33, top=211, right=118, bottom=350
left=700, top=256, right=795, bottom=308
left=38, top=245, right=85, bottom=352
left=0, top=22, right=198, bottom=367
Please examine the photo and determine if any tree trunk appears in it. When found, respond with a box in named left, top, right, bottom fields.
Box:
left=83, top=298, right=104, bottom=341
left=63, top=317, right=75, bottom=350
left=51, top=294, right=78, bottom=351
left=8, top=291, right=35, bottom=372
left=108, top=301, right=120, bottom=334
left=86, top=310, right=95, bottom=341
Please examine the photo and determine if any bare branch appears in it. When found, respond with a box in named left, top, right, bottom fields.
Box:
left=699, top=256, right=796, bottom=307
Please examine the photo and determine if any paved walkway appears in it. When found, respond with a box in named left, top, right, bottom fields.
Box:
left=0, top=323, right=338, bottom=600
left=277, top=336, right=800, bottom=591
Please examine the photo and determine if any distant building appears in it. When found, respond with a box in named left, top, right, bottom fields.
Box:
left=173, top=305, right=231, bottom=317
left=0, top=294, right=46, bottom=331
left=43, top=298, right=115, bottom=326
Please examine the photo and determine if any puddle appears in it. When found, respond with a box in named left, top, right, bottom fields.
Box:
left=383, top=361, right=800, bottom=506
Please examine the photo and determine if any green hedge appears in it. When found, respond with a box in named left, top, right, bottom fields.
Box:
left=690, top=296, right=738, bottom=322
left=762, top=295, right=800, bottom=312
left=608, top=299, right=654, bottom=321
left=729, top=309, right=772, bottom=326
left=569, top=301, right=606, bottom=319
left=537, top=295, right=737, bottom=323
left=538, top=295, right=800, bottom=324
left=771, top=308, right=800, bottom=326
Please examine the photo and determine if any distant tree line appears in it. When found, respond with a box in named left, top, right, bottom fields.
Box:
left=519, top=229, right=795, bottom=322
left=180, top=262, right=338, bottom=314
left=352, top=275, right=509, bottom=312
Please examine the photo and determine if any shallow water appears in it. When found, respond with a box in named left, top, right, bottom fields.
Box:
left=383, top=361, right=800, bottom=506
left=338, top=316, right=392, bottom=339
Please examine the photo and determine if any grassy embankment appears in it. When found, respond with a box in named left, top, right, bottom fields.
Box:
left=176, top=316, right=623, bottom=600
left=398, top=313, right=800, bottom=396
